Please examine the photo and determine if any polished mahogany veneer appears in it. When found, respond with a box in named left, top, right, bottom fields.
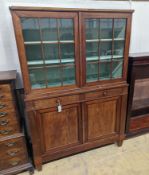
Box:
left=10, top=7, right=133, bottom=170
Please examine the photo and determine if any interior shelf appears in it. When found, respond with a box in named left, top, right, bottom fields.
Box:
left=28, top=59, right=75, bottom=66
left=24, top=38, right=124, bottom=45
left=27, top=55, right=123, bottom=66
left=86, top=55, right=123, bottom=61
left=24, top=40, right=74, bottom=45
left=86, top=38, right=125, bottom=42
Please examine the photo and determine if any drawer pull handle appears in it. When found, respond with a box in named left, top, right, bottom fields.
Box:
left=0, top=112, right=7, bottom=117
left=7, top=150, right=19, bottom=156
left=6, top=142, right=16, bottom=147
left=10, top=160, right=20, bottom=166
left=57, top=99, right=62, bottom=113
left=0, top=119, right=9, bottom=126
left=0, top=104, right=6, bottom=109
left=0, top=129, right=12, bottom=135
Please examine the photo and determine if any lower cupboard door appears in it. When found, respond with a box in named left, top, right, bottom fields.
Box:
left=86, top=97, right=120, bottom=141
left=39, top=104, right=82, bottom=153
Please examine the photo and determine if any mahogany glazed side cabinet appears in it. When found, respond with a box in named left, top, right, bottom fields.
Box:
left=10, top=7, right=133, bottom=170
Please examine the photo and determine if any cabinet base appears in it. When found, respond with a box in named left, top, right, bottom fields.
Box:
left=0, top=163, right=34, bottom=175
left=127, top=114, right=149, bottom=136
left=34, top=135, right=124, bottom=170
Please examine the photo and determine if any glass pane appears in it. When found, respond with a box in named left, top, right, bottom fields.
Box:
left=29, top=68, right=46, bottom=89
left=63, top=65, right=75, bottom=85
left=100, top=19, right=113, bottom=39
left=99, top=62, right=111, bottom=80
left=25, top=45, right=43, bottom=65
left=86, top=62, right=98, bottom=82
left=40, top=18, right=57, bottom=41
left=47, top=66, right=61, bottom=87
left=85, top=19, right=99, bottom=40
left=114, top=40, right=125, bottom=58
left=112, top=61, right=123, bottom=78
left=100, top=41, right=112, bottom=61
left=86, top=42, right=98, bottom=61
left=132, top=78, right=149, bottom=110
left=43, top=44, right=59, bottom=64
left=21, top=18, right=40, bottom=41
left=60, top=43, right=75, bottom=63
left=22, top=17, right=77, bottom=89
left=59, top=19, right=74, bottom=41
left=114, top=19, right=126, bottom=39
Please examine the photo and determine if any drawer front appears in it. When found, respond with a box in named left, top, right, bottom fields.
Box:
left=34, top=94, right=80, bottom=110
left=0, top=84, right=13, bottom=101
left=0, top=156, right=28, bottom=170
left=0, top=147, right=26, bottom=159
left=0, top=111, right=17, bottom=120
left=85, top=88, right=123, bottom=100
left=0, top=125, right=20, bottom=138
left=0, top=136, right=28, bottom=170
left=0, top=101, right=15, bottom=113
left=0, top=137, right=26, bottom=151
left=0, top=117, right=18, bottom=129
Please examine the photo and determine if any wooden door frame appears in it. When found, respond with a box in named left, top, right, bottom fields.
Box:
left=80, top=12, right=133, bottom=87
left=83, top=96, right=121, bottom=142
left=11, top=10, right=80, bottom=95
left=35, top=103, right=83, bottom=155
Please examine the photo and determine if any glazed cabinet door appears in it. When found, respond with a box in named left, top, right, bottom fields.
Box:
left=12, top=11, right=80, bottom=93
left=38, top=104, right=82, bottom=154
left=81, top=12, right=132, bottom=85
left=85, top=97, right=120, bottom=141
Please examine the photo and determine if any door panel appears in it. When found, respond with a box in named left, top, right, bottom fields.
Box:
left=80, top=12, right=130, bottom=85
left=17, top=11, right=80, bottom=92
left=86, top=98, right=119, bottom=141
left=39, top=104, right=81, bottom=152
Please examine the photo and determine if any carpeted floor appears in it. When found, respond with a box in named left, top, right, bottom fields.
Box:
left=19, top=133, right=149, bottom=175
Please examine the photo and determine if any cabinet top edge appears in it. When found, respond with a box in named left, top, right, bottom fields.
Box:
left=129, top=52, right=149, bottom=59
left=0, top=70, right=17, bottom=81
left=10, top=6, right=134, bottom=13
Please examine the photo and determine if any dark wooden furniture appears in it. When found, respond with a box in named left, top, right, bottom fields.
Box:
left=126, top=53, right=149, bottom=136
left=10, top=7, right=133, bottom=170
left=0, top=70, right=33, bottom=175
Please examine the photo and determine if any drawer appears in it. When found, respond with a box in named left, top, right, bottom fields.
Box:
left=0, top=125, right=20, bottom=138
left=0, top=111, right=17, bottom=120
left=34, top=94, right=80, bottom=110
left=0, top=147, right=26, bottom=159
left=0, top=155, right=28, bottom=170
left=0, top=136, right=26, bottom=151
left=85, top=88, right=123, bottom=100
left=0, top=100, right=15, bottom=112
left=0, top=84, right=13, bottom=101
left=0, top=117, right=18, bottom=129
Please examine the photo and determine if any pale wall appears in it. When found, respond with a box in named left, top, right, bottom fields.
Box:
left=0, top=0, right=148, bottom=87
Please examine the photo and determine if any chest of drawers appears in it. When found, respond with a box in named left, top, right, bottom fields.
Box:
left=0, top=70, right=33, bottom=175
